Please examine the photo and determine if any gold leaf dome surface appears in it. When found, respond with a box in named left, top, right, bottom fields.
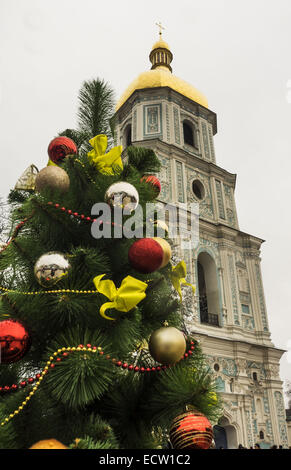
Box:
left=151, top=38, right=170, bottom=51
left=116, top=68, right=208, bottom=110
left=116, top=36, right=208, bottom=111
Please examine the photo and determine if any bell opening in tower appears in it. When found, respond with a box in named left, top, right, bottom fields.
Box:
left=197, top=252, right=220, bottom=327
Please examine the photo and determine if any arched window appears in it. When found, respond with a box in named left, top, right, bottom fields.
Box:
left=197, top=252, right=220, bottom=326
left=125, top=125, right=132, bottom=147
left=183, top=121, right=195, bottom=147
left=253, top=372, right=258, bottom=382
left=259, top=430, right=264, bottom=440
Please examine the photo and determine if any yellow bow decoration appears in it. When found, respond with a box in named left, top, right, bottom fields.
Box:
left=93, top=274, right=148, bottom=320
left=170, top=261, right=196, bottom=302
left=47, top=159, right=57, bottom=166
left=87, top=134, right=123, bottom=175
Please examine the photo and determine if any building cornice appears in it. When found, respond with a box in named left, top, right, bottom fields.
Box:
left=115, top=86, right=218, bottom=134
left=132, top=138, right=237, bottom=187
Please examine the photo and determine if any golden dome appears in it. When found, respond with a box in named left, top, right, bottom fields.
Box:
left=116, top=68, right=208, bottom=110
left=151, top=38, right=170, bottom=51
left=116, top=36, right=208, bottom=111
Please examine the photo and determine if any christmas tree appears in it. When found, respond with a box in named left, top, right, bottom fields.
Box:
left=0, top=78, right=222, bottom=450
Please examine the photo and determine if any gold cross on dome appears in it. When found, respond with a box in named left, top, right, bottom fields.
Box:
left=155, top=21, right=165, bottom=37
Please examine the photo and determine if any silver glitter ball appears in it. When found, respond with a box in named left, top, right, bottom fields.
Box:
left=34, top=252, right=71, bottom=287
left=105, top=182, right=139, bottom=213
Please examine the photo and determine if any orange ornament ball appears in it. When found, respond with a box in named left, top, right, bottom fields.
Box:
left=29, top=439, right=68, bottom=449
left=170, top=411, right=213, bottom=450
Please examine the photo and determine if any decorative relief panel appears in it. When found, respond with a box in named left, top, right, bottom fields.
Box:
left=201, top=121, right=211, bottom=160
left=274, top=391, right=289, bottom=447
left=245, top=410, right=254, bottom=448
left=215, top=376, right=225, bottom=392
left=252, top=418, right=258, bottom=435
left=186, top=168, right=214, bottom=221
left=143, top=104, right=162, bottom=136
left=237, top=268, right=250, bottom=293
left=215, top=180, right=225, bottom=219
left=237, top=266, right=254, bottom=330
left=165, top=104, right=170, bottom=142
left=175, top=161, right=185, bottom=203
left=263, top=390, right=274, bottom=442
left=223, top=184, right=237, bottom=228
left=206, top=355, right=238, bottom=377
left=132, top=109, right=137, bottom=141
left=242, top=315, right=255, bottom=330
left=173, top=106, right=181, bottom=144
left=208, top=125, right=215, bottom=162
left=255, top=264, right=268, bottom=332
left=227, top=254, right=240, bottom=325
left=157, top=154, right=172, bottom=203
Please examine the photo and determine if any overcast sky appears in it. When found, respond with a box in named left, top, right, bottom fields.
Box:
left=1, top=0, right=291, bottom=388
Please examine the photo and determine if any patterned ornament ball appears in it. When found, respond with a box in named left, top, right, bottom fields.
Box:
left=105, top=182, right=139, bottom=213
left=128, top=237, right=171, bottom=273
left=35, top=166, right=70, bottom=193
left=141, top=175, right=161, bottom=195
left=29, top=439, right=68, bottom=449
left=0, top=319, right=31, bottom=364
left=34, top=252, right=71, bottom=287
left=169, top=411, right=213, bottom=450
left=47, top=136, right=77, bottom=164
left=148, top=326, right=186, bottom=365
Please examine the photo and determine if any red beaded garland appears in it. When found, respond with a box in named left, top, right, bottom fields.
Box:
left=0, top=340, right=195, bottom=393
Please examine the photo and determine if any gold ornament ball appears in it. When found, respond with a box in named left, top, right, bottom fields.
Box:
left=35, top=166, right=70, bottom=193
left=152, top=237, right=171, bottom=268
left=149, top=326, right=186, bottom=365
left=34, top=251, right=71, bottom=287
left=29, top=439, right=68, bottom=449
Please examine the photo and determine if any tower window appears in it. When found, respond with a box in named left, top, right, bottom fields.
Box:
left=125, top=125, right=132, bottom=147
left=183, top=121, right=195, bottom=147
left=259, top=431, right=264, bottom=440
left=241, top=304, right=250, bottom=314
left=197, top=252, right=220, bottom=327
left=253, top=372, right=258, bottom=382
left=192, top=179, right=205, bottom=200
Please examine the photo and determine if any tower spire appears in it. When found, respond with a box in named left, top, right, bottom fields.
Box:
left=150, top=23, right=173, bottom=72
left=155, top=21, right=165, bottom=38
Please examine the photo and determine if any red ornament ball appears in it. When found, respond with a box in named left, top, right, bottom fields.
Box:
left=128, top=237, right=171, bottom=273
left=141, top=175, right=161, bottom=195
left=0, top=319, right=31, bottom=364
left=169, top=411, right=213, bottom=450
left=47, top=136, right=77, bottom=164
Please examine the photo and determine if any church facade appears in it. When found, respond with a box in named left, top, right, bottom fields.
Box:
left=114, top=35, right=289, bottom=449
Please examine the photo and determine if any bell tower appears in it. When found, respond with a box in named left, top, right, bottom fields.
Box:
left=114, top=34, right=289, bottom=449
